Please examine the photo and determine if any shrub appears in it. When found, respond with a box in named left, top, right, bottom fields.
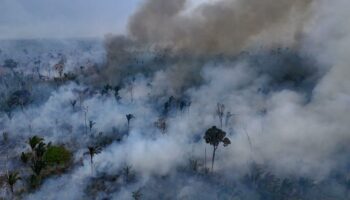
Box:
left=43, top=146, right=71, bottom=166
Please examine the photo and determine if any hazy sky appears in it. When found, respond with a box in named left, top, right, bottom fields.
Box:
left=0, top=0, right=141, bottom=39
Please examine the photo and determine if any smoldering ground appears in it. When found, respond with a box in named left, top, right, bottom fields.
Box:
left=1, top=0, right=350, bottom=199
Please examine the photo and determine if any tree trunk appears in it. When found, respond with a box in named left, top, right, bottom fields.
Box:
left=204, top=147, right=207, bottom=170
left=212, top=146, right=217, bottom=172
left=10, top=184, right=14, bottom=194
left=90, top=156, right=93, bottom=174
left=5, top=151, right=9, bottom=177
left=84, top=112, right=87, bottom=135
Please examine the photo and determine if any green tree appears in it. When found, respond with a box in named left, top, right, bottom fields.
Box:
left=7, top=171, right=21, bottom=194
left=31, top=160, right=46, bottom=176
left=21, top=152, right=31, bottom=164
left=28, top=136, right=44, bottom=152
left=204, top=126, right=231, bottom=171
left=35, top=141, right=47, bottom=160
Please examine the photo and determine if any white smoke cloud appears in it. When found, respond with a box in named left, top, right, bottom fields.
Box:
left=2, top=0, right=350, bottom=199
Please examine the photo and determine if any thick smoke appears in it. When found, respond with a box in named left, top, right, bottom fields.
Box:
left=102, top=0, right=319, bottom=92
left=129, top=0, right=313, bottom=55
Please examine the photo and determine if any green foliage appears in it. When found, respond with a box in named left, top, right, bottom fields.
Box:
left=31, top=160, right=46, bottom=176
left=43, top=145, right=72, bottom=166
left=21, top=152, right=31, bottom=164
left=7, top=171, right=21, bottom=193
left=22, top=136, right=72, bottom=190
left=35, top=142, right=47, bottom=159
left=28, top=135, right=44, bottom=152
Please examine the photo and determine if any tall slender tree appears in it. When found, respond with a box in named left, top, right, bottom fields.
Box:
left=89, top=120, right=96, bottom=133
left=3, top=132, right=9, bottom=177
left=70, top=100, right=77, bottom=110
left=86, top=146, right=102, bottom=173
left=126, top=114, right=135, bottom=131
left=83, top=106, right=89, bottom=135
left=204, top=126, right=231, bottom=171
left=216, top=103, right=225, bottom=128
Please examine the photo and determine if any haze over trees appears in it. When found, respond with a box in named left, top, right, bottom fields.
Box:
left=1, top=0, right=350, bottom=199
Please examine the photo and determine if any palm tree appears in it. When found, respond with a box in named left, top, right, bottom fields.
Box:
left=35, top=142, right=47, bottom=160
left=126, top=114, right=135, bottom=131
left=28, top=136, right=44, bottom=152
left=132, top=189, right=142, bottom=200
left=70, top=100, right=77, bottom=110
left=7, top=171, right=21, bottom=194
left=89, top=120, right=96, bottom=133
left=28, top=136, right=46, bottom=164
left=31, top=160, right=46, bottom=176
left=204, top=126, right=231, bottom=171
left=123, top=165, right=134, bottom=182
left=86, top=146, right=102, bottom=172
left=21, top=152, right=30, bottom=164
left=216, top=103, right=225, bottom=128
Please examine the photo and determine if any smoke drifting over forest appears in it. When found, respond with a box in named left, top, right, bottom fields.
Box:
left=1, top=0, right=350, bottom=199
left=129, top=0, right=312, bottom=54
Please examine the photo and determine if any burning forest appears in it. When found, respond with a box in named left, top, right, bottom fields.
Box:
left=1, top=0, right=350, bottom=199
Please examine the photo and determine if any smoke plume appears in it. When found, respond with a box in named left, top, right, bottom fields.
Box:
left=129, top=0, right=313, bottom=55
